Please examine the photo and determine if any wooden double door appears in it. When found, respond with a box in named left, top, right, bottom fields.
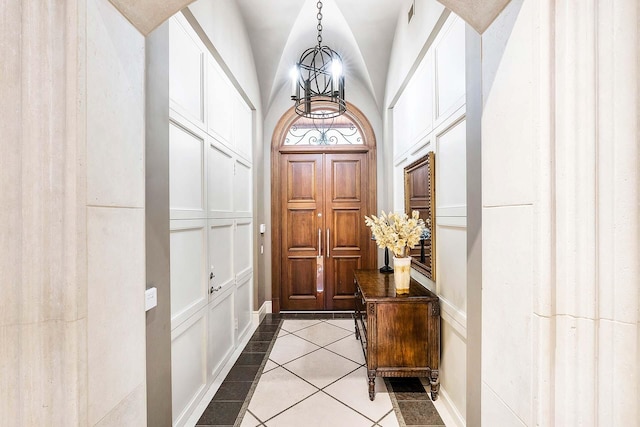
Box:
left=279, top=152, right=374, bottom=311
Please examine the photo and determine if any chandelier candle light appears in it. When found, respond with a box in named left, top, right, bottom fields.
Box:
left=364, top=211, right=426, bottom=294
left=291, top=0, right=346, bottom=119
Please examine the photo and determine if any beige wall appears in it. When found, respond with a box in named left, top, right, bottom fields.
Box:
left=86, top=0, right=147, bottom=424
left=0, top=0, right=148, bottom=425
left=464, top=24, right=483, bottom=427
left=0, top=0, right=88, bottom=424
left=481, top=1, right=533, bottom=424
left=481, top=0, right=639, bottom=425
left=145, top=21, right=173, bottom=427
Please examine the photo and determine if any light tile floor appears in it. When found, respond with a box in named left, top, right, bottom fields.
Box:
left=195, top=315, right=445, bottom=427
left=241, top=319, right=398, bottom=427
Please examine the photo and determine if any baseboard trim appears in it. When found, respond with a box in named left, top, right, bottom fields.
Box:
left=183, top=320, right=259, bottom=427
left=433, top=385, right=466, bottom=427
left=252, top=301, right=271, bottom=327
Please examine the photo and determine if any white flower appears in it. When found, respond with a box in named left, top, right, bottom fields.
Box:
left=364, top=210, right=427, bottom=258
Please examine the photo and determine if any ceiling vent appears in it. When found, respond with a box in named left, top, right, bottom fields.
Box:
left=408, top=2, right=415, bottom=23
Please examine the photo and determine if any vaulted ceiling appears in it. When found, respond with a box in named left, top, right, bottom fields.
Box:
left=108, top=0, right=511, bottom=114
left=235, top=0, right=404, bottom=113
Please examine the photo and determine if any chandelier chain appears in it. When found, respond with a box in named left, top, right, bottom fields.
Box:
left=317, top=1, right=323, bottom=46
left=292, top=0, right=346, bottom=119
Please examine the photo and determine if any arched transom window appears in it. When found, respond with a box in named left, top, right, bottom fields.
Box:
left=284, top=110, right=363, bottom=145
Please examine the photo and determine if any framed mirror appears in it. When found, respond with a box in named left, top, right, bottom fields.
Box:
left=404, top=152, right=435, bottom=280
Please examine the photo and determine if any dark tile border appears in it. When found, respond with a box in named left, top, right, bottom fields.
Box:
left=196, top=314, right=282, bottom=427
left=197, top=313, right=444, bottom=427
left=197, top=401, right=244, bottom=426
left=385, top=377, right=445, bottom=427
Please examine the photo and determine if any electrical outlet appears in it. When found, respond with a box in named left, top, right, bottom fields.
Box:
left=145, top=287, right=157, bottom=311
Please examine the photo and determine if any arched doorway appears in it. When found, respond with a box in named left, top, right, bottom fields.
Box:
left=270, top=102, right=377, bottom=312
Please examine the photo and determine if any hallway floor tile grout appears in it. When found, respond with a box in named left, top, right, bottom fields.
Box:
left=195, top=313, right=445, bottom=427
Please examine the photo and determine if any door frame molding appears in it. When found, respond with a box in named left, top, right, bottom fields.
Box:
left=271, top=101, right=377, bottom=313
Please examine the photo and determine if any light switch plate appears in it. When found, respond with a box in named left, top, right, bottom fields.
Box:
left=145, top=287, right=157, bottom=311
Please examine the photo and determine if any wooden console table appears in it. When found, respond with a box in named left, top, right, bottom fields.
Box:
left=353, top=269, right=440, bottom=401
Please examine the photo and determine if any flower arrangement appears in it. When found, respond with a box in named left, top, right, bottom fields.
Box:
left=364, top=210, right=427, bottom=258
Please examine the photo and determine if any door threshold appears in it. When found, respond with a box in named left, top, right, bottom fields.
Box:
left=277, top=311, right=355, bottom=320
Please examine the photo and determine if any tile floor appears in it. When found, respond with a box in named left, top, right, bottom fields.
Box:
left=196, top=314, right=445, bottom=427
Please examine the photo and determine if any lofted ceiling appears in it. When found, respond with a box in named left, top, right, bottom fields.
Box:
left=109, top=0, right=512, bottom=98
left=108, top=0, right=511, bottom=114
left=235, top=0, right=405, bottom=114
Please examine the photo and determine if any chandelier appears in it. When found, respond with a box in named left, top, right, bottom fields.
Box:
left=291, top=1, right=346, bottom=119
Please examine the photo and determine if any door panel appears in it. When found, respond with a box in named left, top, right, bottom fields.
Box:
left=330, top=159, right=361, bottom=202
left=288, top=160, right=319, bottom=201
left=281, top=154, right=324, bottom=310
left=284, top=256, right=321, bottom=310
left=288, top=258, right=318, bottom=296
left=325, top=153, right=369, bottom=310
left=331, top=256, right=362, bottom=302
left=288, top=210, right=317, bottom=250
left=332, top=209, right=361, bottom=250
left=280, top=152, right=372, bottom=311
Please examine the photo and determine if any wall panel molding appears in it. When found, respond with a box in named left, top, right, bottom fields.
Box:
left=393, top=13, right=468, bottom=425
left=168, top=15, right=254, bottom=425
left=440, top=296, right=468, bottom=339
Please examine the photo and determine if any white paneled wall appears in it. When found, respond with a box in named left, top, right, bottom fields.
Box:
left=393, top=54, right=435, bottom=158
left=169, top=19, right=204, bottom=124
left=435, top=20, right=465, bottom=121
left=207, top=145, right=234, bottom=215
left=207, top=58, right=233, bottom=145
left=171, top=308, right=208, bottom=422
left=436, top=120, right=466, bottom=216
left=392, top=15, right=467, bottom=427
left=169, top=14, right=254, bottom=426
left=169, top=220, right=208, bottom=326
left=207, top=291, right=235, bottom=378
left=234, top=98, right=253, bottom=161
left=208, top=219, right=235, bottom=291
left=235, top=272, right=254, bottom=340
left=169, top=123, right=206, bottom=217
left=234, top=160, right=253, bottom=215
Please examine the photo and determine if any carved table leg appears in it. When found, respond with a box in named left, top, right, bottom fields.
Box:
left=355, top=323, right=360, bottom=340
left=368, top=372, right=376, bottom=401
left=429, top=370, right=440, bottom=401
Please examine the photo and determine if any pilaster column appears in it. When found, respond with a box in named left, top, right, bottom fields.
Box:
left=553, top=0, right=639, bottom=424
left=0, top=0, right=88, bottom=425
